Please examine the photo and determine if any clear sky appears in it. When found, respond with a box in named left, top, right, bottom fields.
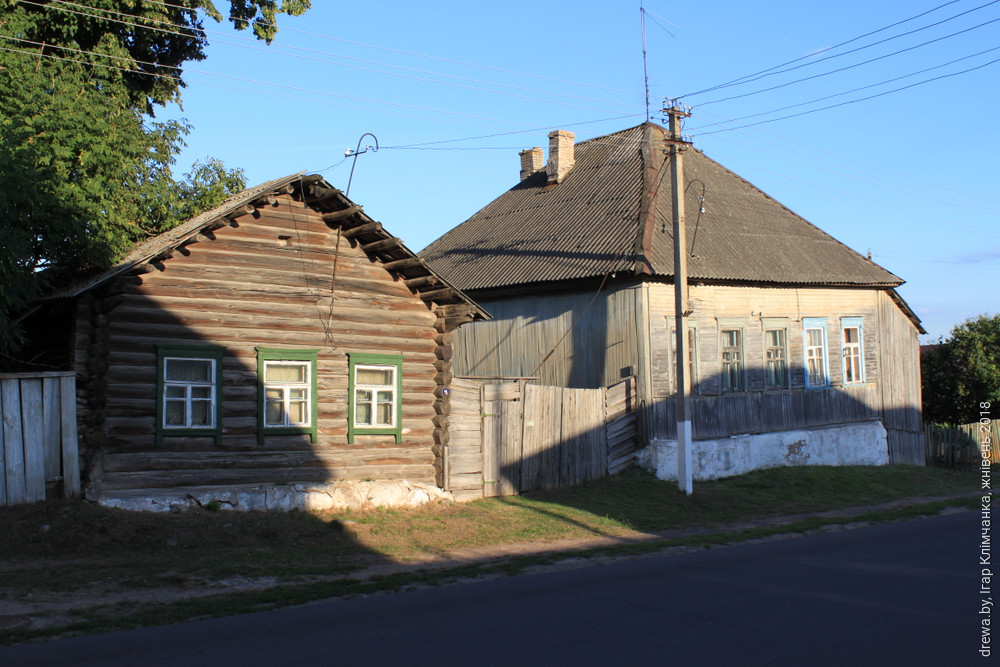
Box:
left=160, top=0, right=999, bottom=342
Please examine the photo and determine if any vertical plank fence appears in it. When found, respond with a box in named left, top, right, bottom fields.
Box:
left=0, top=372, right=80, bottom=506
left=925, top=421, right=999, bottom=469
left=446, top=377, right=637, bottom=498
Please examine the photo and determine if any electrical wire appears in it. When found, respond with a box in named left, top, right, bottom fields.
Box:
left=690, top=44, right=1000, bottom=130
left=698, top=15, right=1000, bottom=106
left=694, top=55, right=1000, bottom=135
left=25, top=0, right=640, bottom=110
left=137, top=0, right=639, bottom=96
left=679, top=0, right=969, bottom=98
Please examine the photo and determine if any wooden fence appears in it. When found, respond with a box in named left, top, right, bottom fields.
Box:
left=0, top=373, right=80, bottom=505
left=925, top=421, right=1000, bottom=469
left=445, top=377, right=637, bottom=499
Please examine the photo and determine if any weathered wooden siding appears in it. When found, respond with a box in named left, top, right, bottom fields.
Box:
left=876, top=290, right=924, bottom=464
left=446, top=378, right=638, bottom=497
left=0, top=373, right=80, bottom=505
left=648, top=283, right=881, bottom=396
left=75, top=197, right=442, bottom=495
left=451, top=284, right=641, bottom=389
left=646, top=384, right=880, bottom=440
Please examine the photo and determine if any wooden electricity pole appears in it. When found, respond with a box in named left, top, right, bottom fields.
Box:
left=666, top=103, right=693, bottom=495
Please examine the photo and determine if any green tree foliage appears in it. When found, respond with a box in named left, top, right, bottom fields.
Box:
left=0, top=0, right=311, bottom=358
left=921, top=314, right=1000, bottom=425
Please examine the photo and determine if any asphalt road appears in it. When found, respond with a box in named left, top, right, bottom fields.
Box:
left=1, top=510, right=982, bottom=666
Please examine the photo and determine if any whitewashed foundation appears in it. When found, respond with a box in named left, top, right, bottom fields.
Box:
left=638, top=420, right=889, bottom=482
left=96, top=480, right=453, bottom=513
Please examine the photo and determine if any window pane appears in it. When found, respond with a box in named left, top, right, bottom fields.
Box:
left=265, top=363, right=306, bottom=383
left=190, top=401, right=210, bottom=426
left=265, top=399, right=284, bottom=425
left=287, top=401, right=306, bottom=424
left=356, top=400, right=372, bottom=426
left=165, top=400, right=185, bottom=426
left=289, top=388, right=307, bottom=400
left=166, top=358, right=212, bottom=382
left=191, top=386, right=212, bottom=399
left=807, top=329, right=824, bottom=347
left=376, top=401, right=393, bottom=426
left=165, top=385, right=186, bottom=398
left=357, top=367, right=393, bottom=385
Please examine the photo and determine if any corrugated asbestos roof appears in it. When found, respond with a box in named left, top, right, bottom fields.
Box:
left=421, top=123, right=903, bottom=291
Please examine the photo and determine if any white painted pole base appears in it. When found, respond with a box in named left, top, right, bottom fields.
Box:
left=677, top=419, right=693, bottom=495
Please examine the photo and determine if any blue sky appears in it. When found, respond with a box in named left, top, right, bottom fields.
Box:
left=162, top=0, right=1000, bottom=342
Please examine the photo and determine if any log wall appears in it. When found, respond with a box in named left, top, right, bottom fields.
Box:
left=74, top=196, right=445, bottom=497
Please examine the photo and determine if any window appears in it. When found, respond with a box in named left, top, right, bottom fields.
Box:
left=257, top=348, right=318, bottom=444
left=720, top=329, right=744, bottom=392
left=669, top=326, right=699, bottom=394
left=802, top=318, right=829, bottom=387
left=764, top=328, right=789, bottom=389
left=156, top=345, right=223, bottom=445
left=348, top=353, right=403, bottom=444
left=841, top=317, right=865, bottom=384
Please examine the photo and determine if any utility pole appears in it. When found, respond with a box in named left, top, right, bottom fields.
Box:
left=666, top=103, right=693, bottom=495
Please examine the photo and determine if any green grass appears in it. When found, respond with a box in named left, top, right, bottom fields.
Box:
left=0, top=464, right=984, bottom=644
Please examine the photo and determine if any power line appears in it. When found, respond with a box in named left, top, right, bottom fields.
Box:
left=693, top=56, right=1000, bottom=135
left=698, top=14, right=1000, bottom=106
left=690, top=44, right=1000, bottom=130
left=21, top=0, right=642, bottom=114
left=679, top=0, right=971, bottom=97
left=138, top=0, right=638, bottom=97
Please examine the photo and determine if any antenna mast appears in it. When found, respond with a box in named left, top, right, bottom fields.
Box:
left=641, top=5, right=650, bottom=121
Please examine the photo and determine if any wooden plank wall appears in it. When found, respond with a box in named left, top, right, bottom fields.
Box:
left=447, top=378, right=638, bottom=497
left=77, top=196, right=441, bottom=495
left=0, top=372, right=80, bottom=505
left=876, top=290, right=924, bottom=464
left=445, top=378, right=484, bottom=501
left=646, top=384, right=879, bottom=440
left=450, top=285, right=641, bottom=389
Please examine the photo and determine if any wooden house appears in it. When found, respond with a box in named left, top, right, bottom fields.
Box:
left=421, top=123, right=925, bottom=480
left=21, top=174, right=488, bottom=510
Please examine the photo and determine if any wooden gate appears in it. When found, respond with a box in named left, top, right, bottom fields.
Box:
left=0, top=372, right=80, bottom=505
left=445, top=377, right=637, bottom=498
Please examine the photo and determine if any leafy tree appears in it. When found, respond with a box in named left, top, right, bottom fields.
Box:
left=0, top=1, right=311, bottom=358
left=921, top=314, right=1000, bottom=425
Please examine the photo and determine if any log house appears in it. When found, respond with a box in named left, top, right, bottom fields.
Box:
left=23, top=174, right=488, bottom=509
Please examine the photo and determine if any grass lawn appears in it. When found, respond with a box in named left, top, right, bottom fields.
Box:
left=0, top=464, right=984, bottom=643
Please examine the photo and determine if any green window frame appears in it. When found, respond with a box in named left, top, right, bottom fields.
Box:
left=256, top=348, right=319, bottom=445
left=348, top=352, right=403, bottom=444
left=156, top=345, right=224, bottom=446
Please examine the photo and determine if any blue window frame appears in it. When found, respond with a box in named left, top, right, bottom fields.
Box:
left=802, top=318, right=829, bottom=388
left=840, top=317, right=865, bottom=385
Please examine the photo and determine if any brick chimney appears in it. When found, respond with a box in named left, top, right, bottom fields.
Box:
left=519, top=147, right=544, bottom=180
left=546, top=130, right=575, bottom=184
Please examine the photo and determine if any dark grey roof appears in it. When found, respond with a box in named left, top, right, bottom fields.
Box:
left=421, top=123, right=902, bottom=291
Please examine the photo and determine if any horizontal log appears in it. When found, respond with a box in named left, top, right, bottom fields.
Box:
left=361, top=237, right=404, bottom=253
left=419, top=287, right=458, bottom=303
left=341, top=221, right=382, bottom=238
left=104, top=447, right=434, bottom=472
left=382, top=257, right=424, bottom=271
left=100, top=463, right=436, bottom=490
left=403, top=275, right=440, bottom=290
left=322, top=205, right=363, bottom=223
